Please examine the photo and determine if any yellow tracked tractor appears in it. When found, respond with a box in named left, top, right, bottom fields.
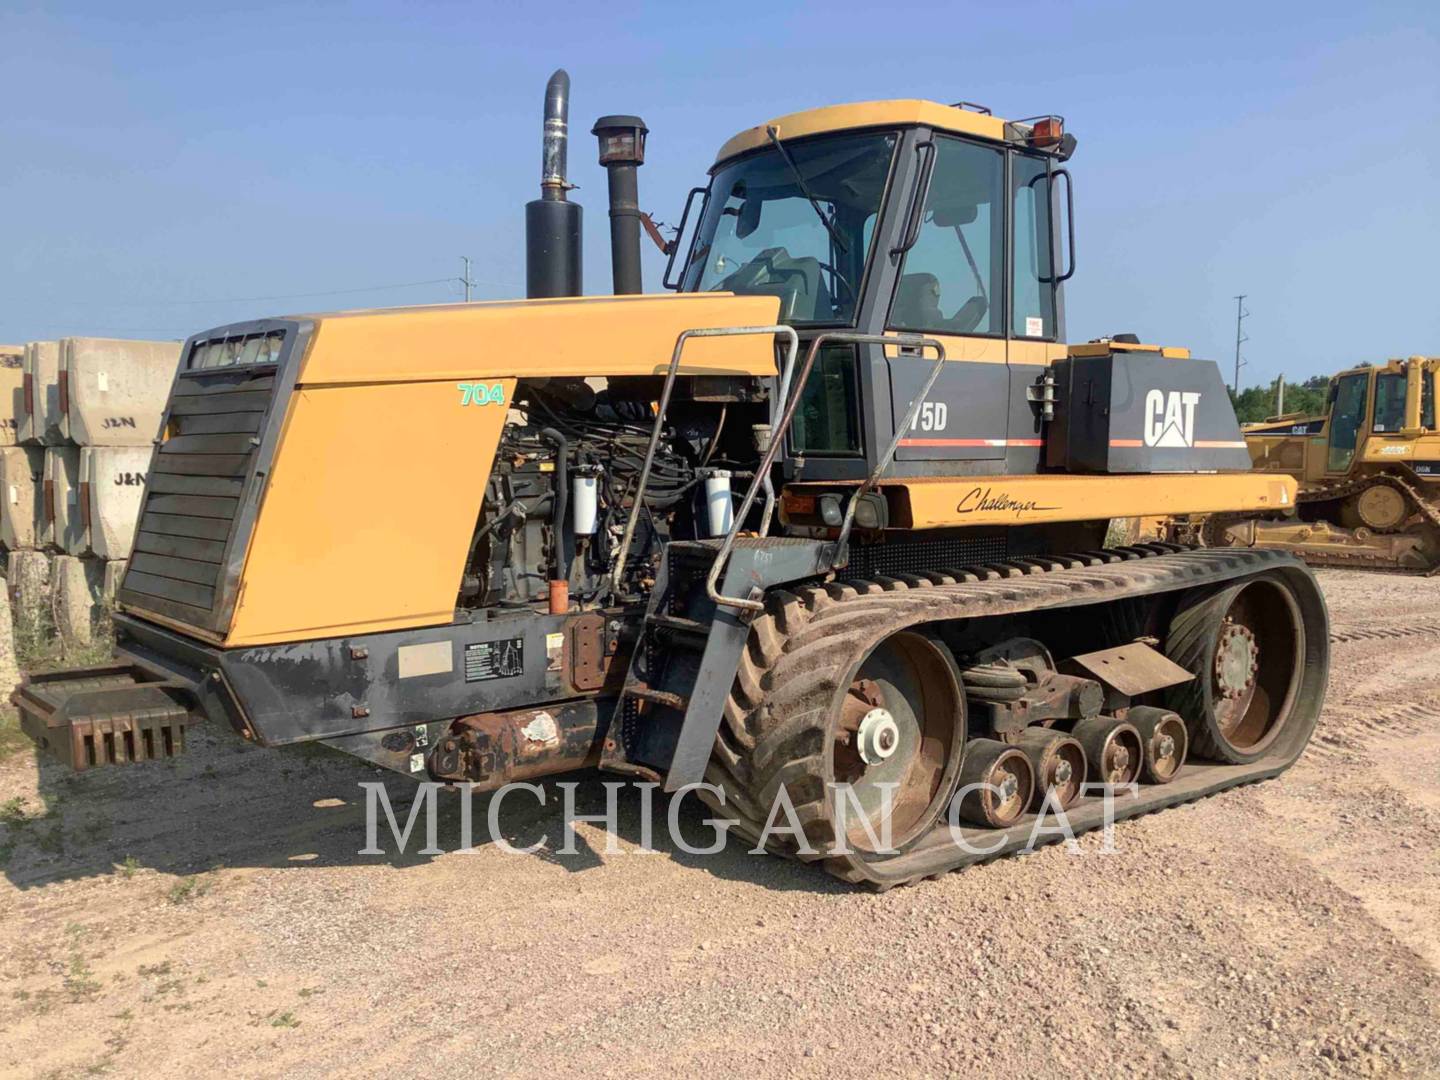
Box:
left=15, top=72, right=1329, bottom=887
left=1185, top=356, right=1440, bottom=572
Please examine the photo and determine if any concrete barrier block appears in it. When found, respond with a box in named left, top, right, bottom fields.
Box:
left=61, top=337, right=181, bottom=446
left=20, top=341, right=62, bottom=445
left=44, top=446, right=85, bottom=555
left=82, top=446, right=151, bottom=559
left=7, top=549, right=51, bottom=626
left=0, top=584, right=19, bottom=702
left=0, top=347, right=23, bottom=447
left=102, top=558, right=127, bottom=606
left=51, top=554, right=104, bottom=648
left=0, top=445, right=46, bottom=549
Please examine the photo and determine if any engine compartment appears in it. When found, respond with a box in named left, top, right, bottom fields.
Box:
left=459, top=375, right=770, bottom=611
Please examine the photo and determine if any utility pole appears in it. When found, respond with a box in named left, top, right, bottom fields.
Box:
left=458, top=256, right=475, bottom=302
left=1232, top=294, right=1249, bottom=393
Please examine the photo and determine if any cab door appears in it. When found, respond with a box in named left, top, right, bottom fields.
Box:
left=1326, top=371, right=1370, bottom=474
left=885, top=134, right=1010, bottom=462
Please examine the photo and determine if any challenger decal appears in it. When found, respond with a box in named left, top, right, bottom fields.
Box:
left=955, top=486, right=1060, bottom=517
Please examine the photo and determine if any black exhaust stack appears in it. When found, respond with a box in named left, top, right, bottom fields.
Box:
left=525, top=70, right=582, bottom=298
left=592, top=115, right=649, bottom=294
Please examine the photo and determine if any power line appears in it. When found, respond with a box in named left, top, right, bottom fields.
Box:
left=33, top=273, right=518, bottom=311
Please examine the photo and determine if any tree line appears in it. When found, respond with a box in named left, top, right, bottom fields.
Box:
left=1228, top=374, right=1333, bottom=424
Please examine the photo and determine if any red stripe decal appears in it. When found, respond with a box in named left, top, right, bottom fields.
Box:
left=899, top=437, right=1042, bottom=448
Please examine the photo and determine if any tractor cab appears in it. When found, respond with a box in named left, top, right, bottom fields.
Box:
left=669, top=101, right=1077, bottom=481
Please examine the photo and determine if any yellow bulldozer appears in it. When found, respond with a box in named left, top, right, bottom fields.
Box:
left=1183, top=356, right=1440, bottom=572
left=15, top=72, right=1328, bottom=887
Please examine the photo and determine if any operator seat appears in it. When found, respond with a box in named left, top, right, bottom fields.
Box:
left=893, top=273, right=988, bottom=333
left=893, top=273, right=944, bottom=329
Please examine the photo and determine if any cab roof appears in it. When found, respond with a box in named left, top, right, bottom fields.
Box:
left=715, top=99, right=1010, bottom=165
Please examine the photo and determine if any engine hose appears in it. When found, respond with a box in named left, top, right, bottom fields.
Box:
left=539, top=427, right=569, bottom=581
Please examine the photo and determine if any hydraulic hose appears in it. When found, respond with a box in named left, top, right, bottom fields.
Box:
left=539, top=427, right=570, bottom=583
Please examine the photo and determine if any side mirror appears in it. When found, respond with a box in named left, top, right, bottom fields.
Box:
left=662, top=186, right=709, bottom=290
left=735, top=198, right=762, bottom=239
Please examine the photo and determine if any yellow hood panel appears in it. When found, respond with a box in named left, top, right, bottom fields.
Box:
left=295, top=292, right=783, bottom=386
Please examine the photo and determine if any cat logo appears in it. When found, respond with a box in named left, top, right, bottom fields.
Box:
left=1144, top=389, right=1201, bottom=448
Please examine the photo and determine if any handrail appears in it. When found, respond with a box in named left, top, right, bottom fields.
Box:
left=706, top=331, right=945, bottom=612
left=609, top=324, right=799, bottom=599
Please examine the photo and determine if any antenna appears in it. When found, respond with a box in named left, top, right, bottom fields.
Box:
left=1232, top=294, right=1249, bottom=392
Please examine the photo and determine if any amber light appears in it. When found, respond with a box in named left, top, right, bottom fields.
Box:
left=782, top=493, right=817, bottom=517
left=1030, top=117, right=1063, bottom=148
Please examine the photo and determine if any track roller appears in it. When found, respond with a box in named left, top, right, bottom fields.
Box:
left=1071, top=716, right=1142, bottom=787
left=956, top=739, right=1034, bottom=827
left=1127, top=706, right=1188, bottom=783
left=1013, top=728, right=1086, bottom=810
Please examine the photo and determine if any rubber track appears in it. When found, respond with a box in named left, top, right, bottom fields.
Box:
left=699, top=544, right=1317, bottom=888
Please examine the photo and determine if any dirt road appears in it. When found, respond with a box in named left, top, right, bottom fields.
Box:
left=1, top=569, right=1437, bottom=1078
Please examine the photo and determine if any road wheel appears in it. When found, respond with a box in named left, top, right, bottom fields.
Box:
left=1164, top=575, right=1304, bottom=763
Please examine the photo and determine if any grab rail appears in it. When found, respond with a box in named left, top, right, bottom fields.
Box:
left=609, top=324, right=799, bottom=599
left=706, top=331, right=946, bottom=612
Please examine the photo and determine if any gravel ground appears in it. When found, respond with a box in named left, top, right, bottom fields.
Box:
left=0, top=568, right=1436, bottom=1078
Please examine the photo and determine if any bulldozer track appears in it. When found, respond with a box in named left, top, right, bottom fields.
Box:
left=1205, top=470, right=1440, bottom=574
left=1329, top=620, right=1440, bottom=644
left=701, top=544, right=1328, bottom=889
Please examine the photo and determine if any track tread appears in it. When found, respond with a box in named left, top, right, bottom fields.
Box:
left=704, top=546, right=1325, bottom=889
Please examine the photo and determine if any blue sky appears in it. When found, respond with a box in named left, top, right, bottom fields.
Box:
left=2, top=0, right=1435, bottom=387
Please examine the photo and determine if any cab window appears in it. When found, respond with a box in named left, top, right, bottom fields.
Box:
left=1327, top=372, right=1369, bottom=472
left=1011, top=154, right=1058, bottom=339
left=791, top=344, right=862, bottom=455
left=889, top=137, right=1004, bottom=336
left=1372, top=373, right=1406, bottom=433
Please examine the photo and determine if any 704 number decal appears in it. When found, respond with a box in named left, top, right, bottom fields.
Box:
left=458, top=383, right=506, bottom=406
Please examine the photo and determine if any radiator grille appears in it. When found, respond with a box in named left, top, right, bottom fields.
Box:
left=840, top=534, right=1009, bottom=580
left=117, top=333, right=284, bottom=633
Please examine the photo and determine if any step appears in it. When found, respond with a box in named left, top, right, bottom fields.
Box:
left=627, top=685, right=690, bottom=711
left=61, top=337, right=182, bottom=446
left=646, top=612, right=709, bottom=637
left=82, top=446, right=151, bottom=559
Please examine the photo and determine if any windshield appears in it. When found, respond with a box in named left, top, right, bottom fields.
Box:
left=682, top=132, right=897, bottom=324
